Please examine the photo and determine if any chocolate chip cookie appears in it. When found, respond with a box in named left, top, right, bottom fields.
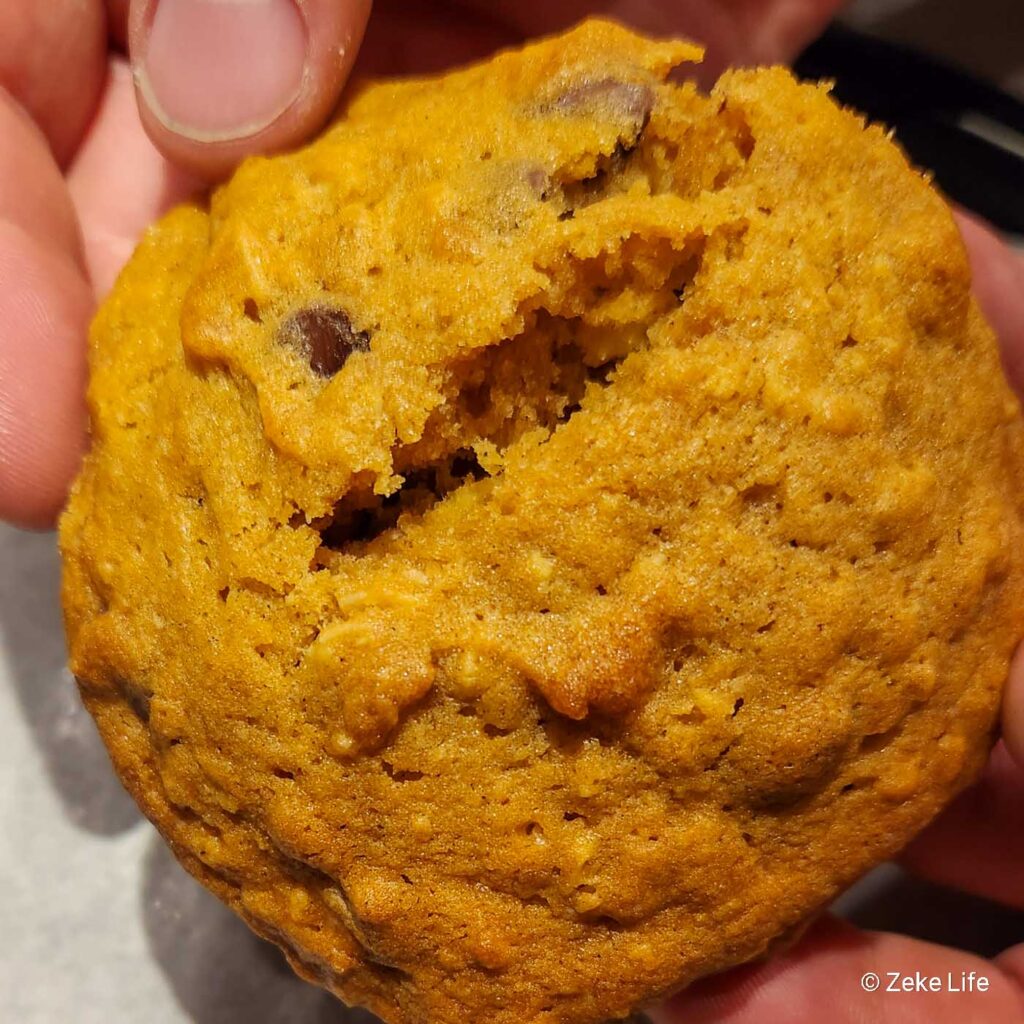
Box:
left=60, top=18, right=1024, bottom=1024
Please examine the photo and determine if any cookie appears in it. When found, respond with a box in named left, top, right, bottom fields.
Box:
left=60, top=18, right=1024, bottom=1024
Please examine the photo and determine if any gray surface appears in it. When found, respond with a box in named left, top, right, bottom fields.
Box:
left=3, top=2, right=1024, bottom=1021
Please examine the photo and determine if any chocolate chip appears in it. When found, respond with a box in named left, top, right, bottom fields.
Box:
left=553, top=78, right=654, bottom=130
left=278, top=306, right=371, bottom=377
left=525, top=166, right=549, bottom=194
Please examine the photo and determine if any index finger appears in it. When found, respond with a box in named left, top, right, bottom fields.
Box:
left=954, top=212, right=1024, bottom=395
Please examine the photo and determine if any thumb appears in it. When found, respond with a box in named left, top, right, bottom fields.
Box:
left=128, top=0, right=371, bottom=179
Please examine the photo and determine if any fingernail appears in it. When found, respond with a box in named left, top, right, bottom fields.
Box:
left=136, top=0, right=308, bottom=142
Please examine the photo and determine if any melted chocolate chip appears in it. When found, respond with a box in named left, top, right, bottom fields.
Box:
left=554, top=78, right=654, bottom=129
left=525, top=166, right=549, bottom=195
left=278, top=306, right=371, bottom=377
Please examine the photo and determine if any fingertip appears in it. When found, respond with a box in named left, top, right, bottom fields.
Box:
left=129, top=0, right=371, bottom=180
left=0, top=0, right=108, bottom=165
left=0, top=92, right=84, bottom=268
left=0, top=222, right=92, bottom=528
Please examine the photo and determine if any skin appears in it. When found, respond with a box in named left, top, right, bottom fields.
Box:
left=0, top=2, right=1022, bottom=1019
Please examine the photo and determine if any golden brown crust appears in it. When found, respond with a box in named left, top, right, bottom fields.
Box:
left=61, top=19, right=1024, bottom=1024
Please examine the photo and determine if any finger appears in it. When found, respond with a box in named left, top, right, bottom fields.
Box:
left=728, top=0, right=849, bottom=69
left=902, top=743, right=1024, bottom=911
left=68, top=58, right=202, bottom=298
left=998, top=944, right=1024, bottom=1000
left=128, top=0, right=371, bottom=179
left=954, top=211, right=1024, bottom=396
left=0, top=93, right=84, bottom=264
left=0, top=221, right=92, bottom=528
left=0, top=0, right=107, bottom=165
left=652, top=916, right=1024, bottom=1024
left=356, top=2, right=514, bottom=78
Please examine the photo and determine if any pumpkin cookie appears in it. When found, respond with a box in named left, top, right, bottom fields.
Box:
left=60, top=19, right=1024, bottom=1024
